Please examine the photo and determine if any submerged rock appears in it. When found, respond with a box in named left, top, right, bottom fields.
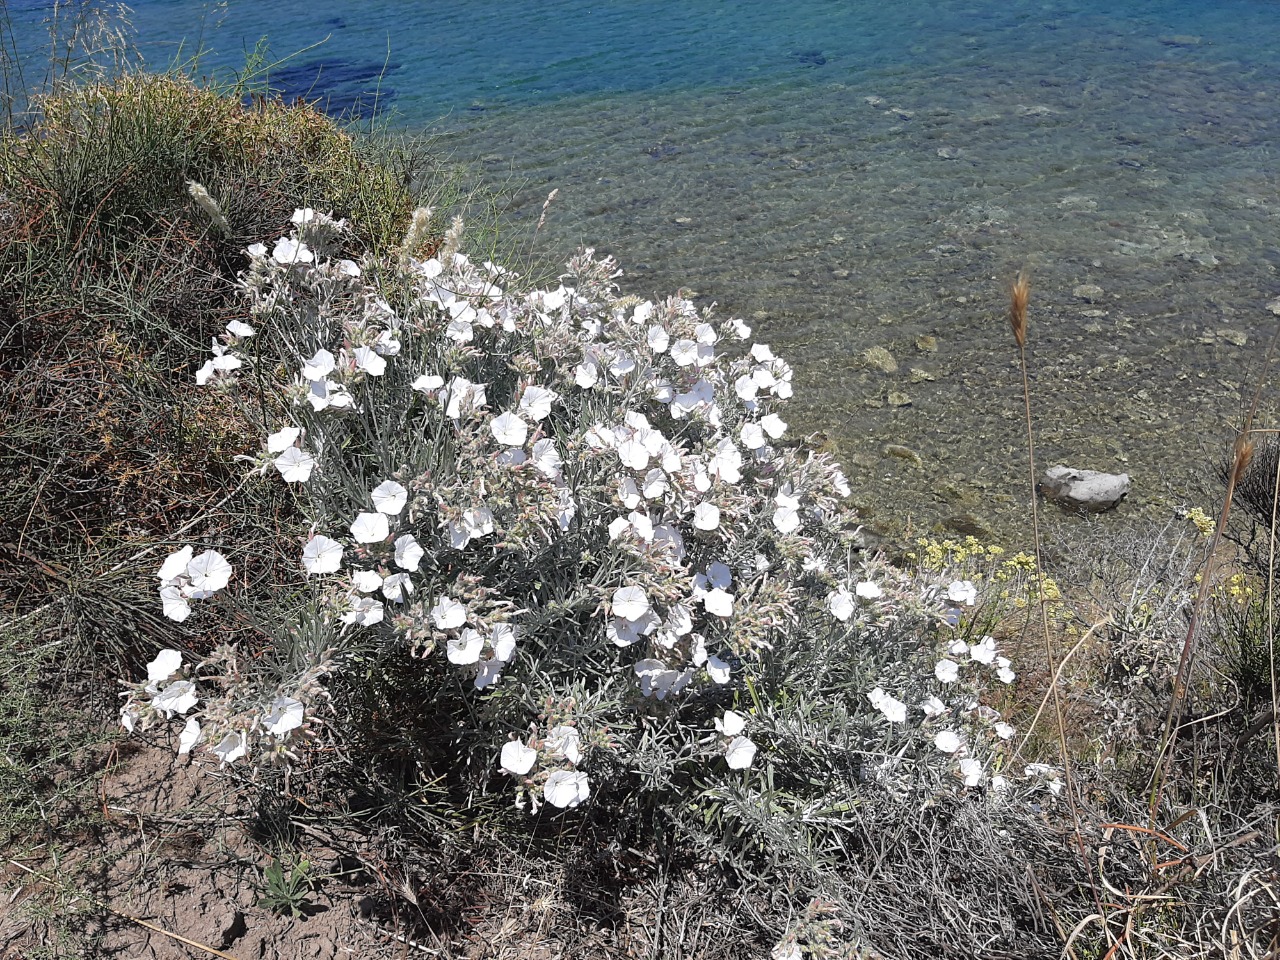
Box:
left=1040, top=465, right=1130, bottom=512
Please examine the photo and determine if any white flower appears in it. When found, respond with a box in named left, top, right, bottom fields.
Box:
left=431, top=597, right=467, bottom=630
left=934, top=659, right=960, bottom=683
left=705, top=562, right=732, bottom=590
left=157, top=546, right=193, bottom=584
left=959, top=758, right=984, bottom=787
left=518, top=385, right=557, bottom=421
left=969, top=636, right=998, bottom=665
left=272, top=237, right=314, bottom=265
left=617, top=439, right=650, bottom=471
left=868, top=687, right=907, bottom=724
left=707, top=439, right=742, bottom=483
left=827, top=587, right=855, bottom=622
left=371, top=480, right=408, bottom=515
left=211, top=731, right=246, bottom=765
left=545, top=726, right=582, bottom=765
left=159, top=586, right=190, bottom=622
left=350, top=512, right=390, bottom=544
left=342, top=596, right=385, bottom=627
left=934, top=730, right=963, bottom=754
left=151, top=680, right=198, bottom=717
left=147, top=649, right=183, bottom=684
left=394, top=534, right=423, bottom=571
left=612, top=585, right=650, bottom=622
left=225, top=319, right=255, bottom=339
left=447, top=628, right=485, bottom=664
left=274, top=446, right=315, bottom=482
left=724, top=736, right=758, bottom=770
left=994, top=721, right=1015, bottom=740
left=996, top=656, right=1016, bottom=684
left=177, top=718, right=201, bottom=755
left=702, top=588, right=734, bottom=618
left=692, top=503, right=720, bottom=531
left=706, top=655, right=731, bottom=684
left=302, top=535, right=343, bottom=575
left=740, top=422, right=766, bottom=450
left=186, top=550, right=232, bottom=595
left=670, top=339, right=698, bottom=366
left=412, top=373, right=444, bottom=393
left=491, top=623, right=518, bottom=661
left=574, top=358, right=600, bottom=388
left=921, top=695, right=947, bottom=718
left=351, top=570, right=383, bottom=592
left=760, top=413, right=787, bottom=439
left=729, top=317, right=751, bottom=339
left=381, top=573, right=413, bottom=602
left=300, top=349, right=336, bottom=380
left=772, top=501, right=801, bottom=534
left=855, top=581, right=883, bottom=600
left=532, top=439, right=563, bottom=478
left=353, top=346, right=386, bottom=376
left=120, top=705, right=138, bottom=733
left=500, top=740, right=537, bottom=776
left=491, top=411, right=528, bottom=447
left=265, top=426, right=301, bottom=454
left=646, top=325, right=669, bottom=353
left=715, top=710, right=747, bottom=737
left=544, top=770, right=591, bottom=809
left=947, top=580, right=978, bottom=606
left=263, top=697, right=304, bottom=737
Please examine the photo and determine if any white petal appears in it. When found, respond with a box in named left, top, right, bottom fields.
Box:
left=716, top=709, right=747, bottom=736
left=934, top=730, right=962, bottom=754
left=447, top=628, right=485, bottom=664
left=211, top=731, right=247, bottom=764
left=371, top=480, right=408, bottom=515
left=159, top=586, right=191, bottom=622
left=692, top=503, right=720, bottom=531
left=703, top=588, right=734, bottom=618
left=266, top=426, right=302, bottom=453
left=146, top=649, right=183, bottom=684
left=612, top=586, right=650, bottom=622
left=186, top=550, right=232, bottom=593
left=177, top=718, right=201, bottom=755
left=491, top=411, right=528, bottom=447
left=350, top=512, right=390, bottom=544
left=543, top=770, right=590, bottom=809
left=156, top=546, right=193, bottom=583
left=264, top=697, right=304, bottom=737
left=500, top=740, right=537, bottom=776
left=724, top=736, right=757, bottom=770
left=394, top=534, right=424, bottom=571
left=431, top=597, right=467, bottom=630
left=274, top=446, right=315, bottom=483
left=302, top=535, right=343, bottom=575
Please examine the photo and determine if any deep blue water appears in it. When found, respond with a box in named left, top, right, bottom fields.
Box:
left=7, top=1, right=1280, bottom=539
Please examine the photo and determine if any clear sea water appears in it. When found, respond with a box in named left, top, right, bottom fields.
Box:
left=9, top=0, right=1280, bottom=544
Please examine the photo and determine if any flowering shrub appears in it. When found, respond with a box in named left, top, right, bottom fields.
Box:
left=121, top=207, right=1042, bottom=817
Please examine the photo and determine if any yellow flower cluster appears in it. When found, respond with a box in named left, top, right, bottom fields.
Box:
left=909, top=536, right=1063, bottom=609
left=1185, top=507, right=1215, bottom=538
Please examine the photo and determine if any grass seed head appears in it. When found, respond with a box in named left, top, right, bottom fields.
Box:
left=1009, top=270, right=1030, bottom=348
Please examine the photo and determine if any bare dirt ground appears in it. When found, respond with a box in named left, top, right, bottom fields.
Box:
left=0, top=734, right=665, bottom=960
left=2, top=737, right=405, bottom=959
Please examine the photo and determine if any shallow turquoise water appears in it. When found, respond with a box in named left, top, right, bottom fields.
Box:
left=9, top=1, right=1280, bottom=542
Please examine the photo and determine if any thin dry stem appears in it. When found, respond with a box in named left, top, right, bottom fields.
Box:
left=1006, top=269, right=1102, bottom=926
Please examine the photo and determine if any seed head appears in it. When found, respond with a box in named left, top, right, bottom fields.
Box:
left=1009, top=270, right=1030, bottom=348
